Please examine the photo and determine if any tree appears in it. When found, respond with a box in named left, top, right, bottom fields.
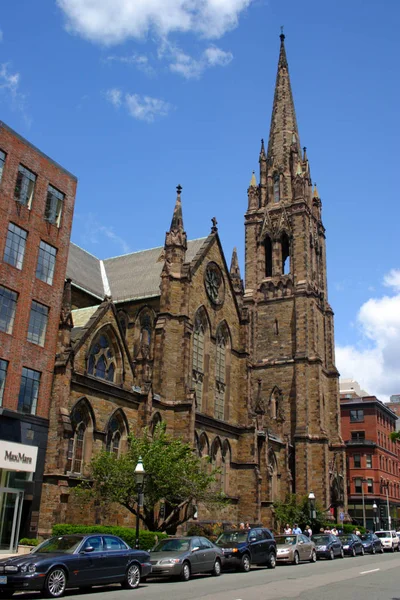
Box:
left=75, top=423, right=225, bottom=533
left=390, top=431, right=400, bottom=442
left=273, top=494, right=327, bottom=532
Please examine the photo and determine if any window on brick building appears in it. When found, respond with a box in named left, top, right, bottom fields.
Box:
left=367, top=478, right=373, bottom=493
left=3, top=223, right=28, bottom=270
left=351, top=431, right=365, bottom=441
left=353, top=454, right=361, bottom=468
left=88, top=332, right=117, bottom=382
left=36, top=241, right=57, bottom=285
left=0, top=359, right=8, bottom=406
left=0, top=150, right=6, bottom=182
left=14, top=164, right=36, bottom=207
left=106, top=411, right=127, bottom=457
left=192, top=308, right=208, bottom=412
left=215, top=325, right=227, bottom=420
left=265, top=235, right=272, bottom=277
left=27, top=301, right=49, bottom=346
left=0, top=286, right=18, bottom=334
left=281, top=232, right=291, bottom=275
left=350, top=409, right=364, bottom=422
left=67, top=400, right=93, bottom=474
left=354, top=478, right=362, bottom=493
left=366, top=454, right=372, bottom=468
left=17, top=367, right=40, bottom=415
left=45, top=184, right=64, bottom=226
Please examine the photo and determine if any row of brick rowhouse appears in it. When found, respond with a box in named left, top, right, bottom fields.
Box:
left=0, top=34, right=347, bottom=552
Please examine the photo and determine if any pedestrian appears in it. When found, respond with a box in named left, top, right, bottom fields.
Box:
left=284, top=523, right=292, bottom=534
left=245, top=522, right=251, bottom=530
left=239, top=522, right=245, bottom=530
left=305, top=525, right=312, bottom=538
left=331, top=527, right=338, bottom=536
left=355, top=528, right=361, bottom=536
left=324, top=527, right=331, bottom=533
left=292, top=523, right=302, bottom=534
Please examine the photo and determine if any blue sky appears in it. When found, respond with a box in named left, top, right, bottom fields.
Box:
left=1, top=0, right=400, bottom=400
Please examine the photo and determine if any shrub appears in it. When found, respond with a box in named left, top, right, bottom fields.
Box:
left=51, top=525, right=167, bottom=551
left=331, top=523, right=366, bottom=535
left=19, top=538, right=39, bottom=547
left=186, top=522, right=223, bottom=541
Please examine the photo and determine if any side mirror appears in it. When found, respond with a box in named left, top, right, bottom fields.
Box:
left=192, top=546, right=200, bottom=553
left=249, top=537, right=256, bottom=543
left=298, top=540, right=304, bottom=545
left=84, top=546, right=94, bottom=553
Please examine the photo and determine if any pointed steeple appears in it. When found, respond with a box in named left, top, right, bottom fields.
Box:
left=170, top=184, right=184, bottom=231
left=164, top=185, right=187, bottom=267
left=267, top=32, right=301, bottom=170
left=230, top=247, right=243, bottom=295
left=313, top=183, right=320, bottom=199
left=249, top=171, right=257, bottom=187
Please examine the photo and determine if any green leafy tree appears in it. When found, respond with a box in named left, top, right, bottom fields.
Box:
left=390, top=431, right=400, bottom=442
left=273, top=494, right=327, bottom=532
left=75, top=423, right=225, bottom=533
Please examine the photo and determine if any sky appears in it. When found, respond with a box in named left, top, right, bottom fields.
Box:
left=1, top=0, right=399, bottom=401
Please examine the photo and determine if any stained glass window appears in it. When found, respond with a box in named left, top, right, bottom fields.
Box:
left=88, top=332, right=116, bottom=382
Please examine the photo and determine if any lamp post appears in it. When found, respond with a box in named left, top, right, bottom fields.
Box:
left=361, top=480, right=367, bottom=530
left=308, top=492, right=316, bottom=526
left=134, top=457, right=146, bottom=549
left=381, top=483, right=391, bottom=530
left=373, top=501, right=378, bottom=532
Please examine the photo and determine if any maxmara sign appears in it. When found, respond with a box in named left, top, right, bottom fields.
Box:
left=0, top=441, right=38, bottom=473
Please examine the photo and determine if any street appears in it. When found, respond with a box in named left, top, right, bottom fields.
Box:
left=12, top=552, right=400, bottom=600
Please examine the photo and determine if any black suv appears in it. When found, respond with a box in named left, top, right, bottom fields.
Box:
left=215, top=528, right=276, bottom=571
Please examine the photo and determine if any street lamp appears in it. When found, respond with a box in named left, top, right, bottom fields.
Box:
left=373, top=501, right=378, bottom=532
left=308, top=492, right=316, bottom=524
left=381, top=482, right=391, bottom=530
left=134, top=457, right=146, bottom=549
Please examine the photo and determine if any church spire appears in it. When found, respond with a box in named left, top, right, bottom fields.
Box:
left=267, top=32, right=301, bottom=170
left=230, top=247, right=243, bottom=295
left=170, top=184, right=184, bottom=231
left=164, top=184, right=187, bottom=266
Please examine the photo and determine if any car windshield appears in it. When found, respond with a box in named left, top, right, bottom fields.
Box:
left=152, top=539, right=190, bottom=552
left=312, top=535, right=330, bottom=544
left=275, top=535, right=297, bottom=545
left=360, top=534, right=373, bottom=541
left=216, top=532, right=248, bottom=544
left=375, top=532, right=390, bottom=538
left=339, top=535, right=353, bottom=543
left=33, top=536, right=83, bottom=554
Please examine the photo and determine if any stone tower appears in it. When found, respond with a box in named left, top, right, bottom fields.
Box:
left=244, top=33, right=346, bottom=515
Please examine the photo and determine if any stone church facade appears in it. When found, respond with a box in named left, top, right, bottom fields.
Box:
left=38, top=34, right=346, bottom=536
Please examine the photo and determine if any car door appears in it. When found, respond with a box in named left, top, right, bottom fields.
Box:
left=259, top=529, right=274, bottom=561
left=299, top=534, right=311, bottom=560
left=248, top=529, right=264, bottom=563
left=199, top=537, right=216, bottom=571
left=78, top=536, right=105, bottom=585
left=190, top=537, right=203, bottom=573
left=102, top=536, right=129, bottom=581
left=332, top=535, right=341, bottom=556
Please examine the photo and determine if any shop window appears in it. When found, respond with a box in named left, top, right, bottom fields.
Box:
left=88, top=332, right=117, bottom=382
left=27, top=301, right=49, bottom=346
left=14, top=164, right=36, bottom=207
left=3, top=223, right=27, bottom=270
left=36, top=241, right=57, bottom=285
left=0, top=286, right=18, bottom=335
left=0, top=359, right=8, bottom=406
left=350, top=409, right=364, bottom=422
left=17, top=367, right=40, bottom=415
left=45, top=184, right=64, bottom=226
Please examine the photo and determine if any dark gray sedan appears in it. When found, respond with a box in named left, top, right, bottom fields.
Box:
left=149, top=536, right=224, bottom=581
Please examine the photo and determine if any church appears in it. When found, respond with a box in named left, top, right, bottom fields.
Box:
left=38, top=33, right=346, bottom=535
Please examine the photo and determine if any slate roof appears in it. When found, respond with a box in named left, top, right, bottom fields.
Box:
left=67, top=238, right=207, bottom=303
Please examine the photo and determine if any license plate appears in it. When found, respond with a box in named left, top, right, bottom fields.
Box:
left=0, top=576, right=7, bottom=584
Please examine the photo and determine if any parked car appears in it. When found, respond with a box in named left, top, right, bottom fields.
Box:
left=338, top=533, right=364, bottom=557
left=359, top=533, right=383, bottom=554
left=375, top=531, right=400, bottom=552
left=148, top=536, right=224, bottom=581
left=311, top=534, right=344, bottom=560
left=215, top=528, right=276, bottom=571
left=275, top=534, right=316, bottom=565
left=0, top=534, right=151, bottom=598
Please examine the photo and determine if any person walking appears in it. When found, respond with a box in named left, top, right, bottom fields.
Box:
left=284, top=524, right=292, bottom=534
left=293, top=523, right=302, bottom=534
left=305, top=525, right=312, bottom=538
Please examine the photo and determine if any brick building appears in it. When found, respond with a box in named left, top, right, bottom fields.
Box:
left=38, top=33, right=346, bottom=536
left=0, top=122, right=77, bottom=550
left=341, top=394, right=400, bottom=530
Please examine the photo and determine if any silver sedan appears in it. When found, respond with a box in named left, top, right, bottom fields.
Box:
left=275, top=534, right=317, bottom=565
left=149, top=536, right=224, bottom=581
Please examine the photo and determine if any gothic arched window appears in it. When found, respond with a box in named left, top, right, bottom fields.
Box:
left=192, top=308, right=208, bottom=411
left=281, top=232, right=290, bottom=275
left=268, top=449, right=279, bottom=501
left=88, top=333, right=117, bottom=382
left=215, top=327, right=227, bottom=420
left=118, top=311, right=128, bottom=338
left=273, top=172, right=280, bottom=203
left=265, top=235, right=272, bottom=277
left=67, top=400, right=93, bottom=474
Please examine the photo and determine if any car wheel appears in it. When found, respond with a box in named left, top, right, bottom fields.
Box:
left=266, top=551, right=276, bottom=569
left=340, top=548, right=344, bottom=559
left=310, top=550, right=317, bottom=563
left=329, top=549, right=334, bottom=560
left=240, top=554, right=251, bottom=572
left=371, top=545, right=376, bottom=555
left=391, top=545, right=395, bottom=553
left=122, top=563, right=141, bottom=589
left=292, top=551, right=299, bottom=565
left=212, top=558, right=221, bottom=577
left=180, top=561, right=191, bottom=582
left=43, top=567, right=67, bottom=598
left=360, top=546, right=365, bottom=556
left=352, top=547, right=356, bottom=557
left=380, top=546, right=384, bottom=554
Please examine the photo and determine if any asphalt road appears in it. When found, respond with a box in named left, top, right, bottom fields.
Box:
left=12, top=552, right=400, bottom=600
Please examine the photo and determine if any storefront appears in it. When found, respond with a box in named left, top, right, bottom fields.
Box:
left=0, top=440, right=38, bottom=552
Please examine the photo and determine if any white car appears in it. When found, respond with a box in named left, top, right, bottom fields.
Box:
left=375, top=530, right=400, bottom=552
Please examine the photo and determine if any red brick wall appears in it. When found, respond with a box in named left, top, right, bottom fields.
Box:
left=0, top=123, right=77, bottom=419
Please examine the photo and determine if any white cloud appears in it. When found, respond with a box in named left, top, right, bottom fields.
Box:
left=57, top=0, right=253, bottom=44
left=166, top=42, right=233, bottom=79
left=81, top=213, right=131, bottom=254
left=336, top=271, right=400, bottom=401
left=0, top=63, right=30, bottom=124
left=105, top=88, right=172, bottom=122
left=106, top=53, right=156, bottom=76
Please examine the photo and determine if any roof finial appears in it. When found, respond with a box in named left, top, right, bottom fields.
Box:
left=280, top=25, right=285, bottom=42
left=176, top=184, right=182, bottom=196
left=211, top=216, right=218, bottom=233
